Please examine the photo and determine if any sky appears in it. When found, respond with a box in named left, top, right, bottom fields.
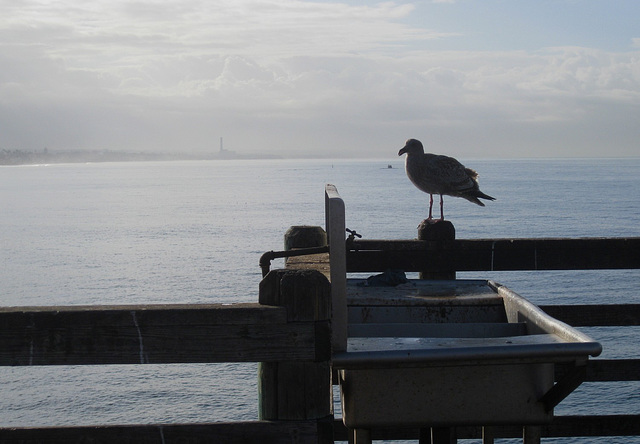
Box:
left=1, top=0, right=639, bottom=158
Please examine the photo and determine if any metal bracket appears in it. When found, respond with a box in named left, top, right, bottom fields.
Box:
left=540, top=362, right=588, bottom=411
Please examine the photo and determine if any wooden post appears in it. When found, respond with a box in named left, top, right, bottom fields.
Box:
left=418, top=221, right=456, bottom=442
left=418, top=220, right=456, bottom=280
left=482, top=426, right=495, bottom=444
left=258, top=269, right=333, bottom=430
left=523, top=426, right=541, bottom=444
left=284, top=226, right=327, bottom=251
left=326, top=184, right=348, bottom=353
left=353, top=428, right=372, bottom=444
left=419, top=427, right=458, bottom=444
left=430, top=426, right=457, bottom=444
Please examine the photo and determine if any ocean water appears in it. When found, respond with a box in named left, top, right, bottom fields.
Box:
left=1, top=158, right=639, bottom=442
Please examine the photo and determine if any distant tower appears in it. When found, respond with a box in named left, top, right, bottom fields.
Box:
left=218, top=136, right=235, bottom=159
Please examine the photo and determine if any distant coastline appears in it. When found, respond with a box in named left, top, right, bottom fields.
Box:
left=0, top=149, right=281, bottom=166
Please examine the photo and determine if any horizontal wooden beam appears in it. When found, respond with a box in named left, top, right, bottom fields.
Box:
left=540, top=304, right=640, bottom=326
left=347, top=237, right=640, bottom=272
left=585, top=359, right=640, bottom=382
left=0, top=418, right=334, bottom=444
left=333, top=414, right=640, bottom=440
left=0, top=303, right=330, bottom=366
left=7, top=414, right=640, bottom=443
left=555, top=359, right=640, bottom=383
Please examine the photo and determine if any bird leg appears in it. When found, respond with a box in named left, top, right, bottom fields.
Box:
left=428, top=194, right=434, bottom=220
left=439, top=194, right=445, bottom=221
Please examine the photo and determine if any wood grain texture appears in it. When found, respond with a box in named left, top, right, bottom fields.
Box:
left=0, top=303, right=327, bottom=365
left=0, top=418, right=334, bottom=444
left=346, top=237, right=640, bottom=272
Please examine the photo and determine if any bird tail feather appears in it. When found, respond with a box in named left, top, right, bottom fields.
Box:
left=463, top=191, right=495, bottom=206
left=477, top=191, right=496, bottom=201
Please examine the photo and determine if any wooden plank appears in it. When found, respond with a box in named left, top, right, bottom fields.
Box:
left=286, top=252, right=331, bottom=278
left=347, top=238, right=640, bottom=272
left=585, top=359, right=640, bottom=382
left=455, top=238, right=640, bottom=271
left=0, top=419, right=334, bottom=444
left=0, top=303, right=329, bottom=365
left=333, top=415, right=640, bottom=440
left=539, top=304, right=640, bottom=326
left=540, top=414, right=640, bottom=437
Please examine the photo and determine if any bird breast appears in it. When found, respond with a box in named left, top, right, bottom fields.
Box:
left=405, top=155, right=442, bottom=194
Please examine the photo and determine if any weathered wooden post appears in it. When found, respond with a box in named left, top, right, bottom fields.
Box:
left=284, top=226, right=327, bottom=251
left=418, top=220, right=456, bottom=280
left=258, top=269, right=333, bottom=442
left=325, top=184, right=348, bottom=353
left=482, top=426, right=495, bottom=444
left=427, top=427, right=457, bottom=444
left=418, top=219, right=457, bottom=444
left=523, top=425, right=541, bottom=444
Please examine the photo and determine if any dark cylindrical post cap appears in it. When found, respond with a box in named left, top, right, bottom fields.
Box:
left=418, top=220, right=455, bottom=240
left=284, top=225, right=327, bottom=250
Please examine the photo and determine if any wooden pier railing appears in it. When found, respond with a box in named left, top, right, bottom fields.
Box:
left=345, top=237, right=640, bottom=273
left=2, top=233, right=639, bottom=443
left=334, top=232, right=640, bottom=443
left=1, top=183, right=639, bottom=443
left=0, top=269, right=333, bottom=444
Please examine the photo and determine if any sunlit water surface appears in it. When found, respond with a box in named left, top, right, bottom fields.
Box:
left=2, top=158, right=639, bottom=443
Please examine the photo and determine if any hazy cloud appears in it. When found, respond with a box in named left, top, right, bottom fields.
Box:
left=1, top=0, right=639, bottom=157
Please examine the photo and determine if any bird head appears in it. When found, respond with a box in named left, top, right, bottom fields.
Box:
left=398, top=139, right=424, bottom=156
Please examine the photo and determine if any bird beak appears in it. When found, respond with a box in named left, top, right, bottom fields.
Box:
left=398, top=146, right=407, bottom=156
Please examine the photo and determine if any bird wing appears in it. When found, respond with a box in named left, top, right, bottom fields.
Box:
left=464, top=167, right=479, bottom=181
left=430, top=155, right=477, bottom=193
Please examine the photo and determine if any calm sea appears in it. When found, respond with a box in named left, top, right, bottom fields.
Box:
left=1, top=158, right=639, bottom=443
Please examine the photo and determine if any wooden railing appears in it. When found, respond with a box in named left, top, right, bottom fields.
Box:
left=0, top=269, right=334, bottom=444
left=333, top=235, right=640, bottom=442
left=1, top=184, right=637, bottom=443
left=2, top=235, right=639, bottom=443
left=345, top=237, right=640, bottom=273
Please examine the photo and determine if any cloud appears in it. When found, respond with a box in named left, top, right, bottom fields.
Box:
left=1, top=1, right=639, bottom=157
left=5, top=1, right=440, bottom=60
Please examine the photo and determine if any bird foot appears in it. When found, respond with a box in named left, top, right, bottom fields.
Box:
left=425, top=217, right=445, bottom=225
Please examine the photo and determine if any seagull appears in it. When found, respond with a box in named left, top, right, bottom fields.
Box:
left=398, top=138, right=495, bottom=221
